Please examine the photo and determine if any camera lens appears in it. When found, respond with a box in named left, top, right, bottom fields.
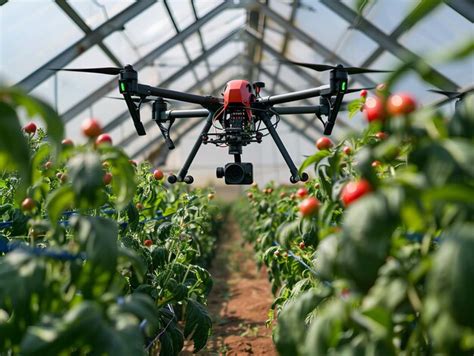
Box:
left=225, top=163, right=245, bottom=184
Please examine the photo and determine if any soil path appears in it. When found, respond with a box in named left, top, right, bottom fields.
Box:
left=181, top=220, right=277, bottom=355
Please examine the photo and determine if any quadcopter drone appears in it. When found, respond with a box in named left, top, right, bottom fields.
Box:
left=52, top=61, right=389, bottom=185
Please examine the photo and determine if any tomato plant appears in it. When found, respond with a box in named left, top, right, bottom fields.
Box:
left=236, top=89, right=474, bottom=355
left=0, top=88, right=223, bottom=355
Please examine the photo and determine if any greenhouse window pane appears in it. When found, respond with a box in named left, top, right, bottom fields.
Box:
left=194, top=0, right=224, bottom=18
left=56, top=45, right=116, bottom=114
left=359, top=0, right=415, bottom=35
left=0, top=1, right=83, bottom=84
left=200, top=9, right=246, bottom=48
left=121, top=2, right=175, bottom=57
left=68, top=0, right=134, bottom=30
left=166, top=0, right=195, bottom=30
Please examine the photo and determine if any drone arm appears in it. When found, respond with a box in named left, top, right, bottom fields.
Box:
left=136, top=84, right=221, bottom=107
left=272, top=106, right=322, bottom=115
left=258, top=85, right=330, bottom=105
left=167, top=109, right=210, bottom=119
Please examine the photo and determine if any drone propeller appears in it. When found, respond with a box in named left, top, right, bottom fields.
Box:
left=106, top=96, right=154, bottom=103
left=282, top=60, right=391, bottom=74
left=429, top=88, right=474, bottom=107
left=49, top=66, right=123, bottom=75
left=345, top=86, right=376, bottom=94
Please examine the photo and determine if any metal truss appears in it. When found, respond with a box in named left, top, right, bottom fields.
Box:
left=16, top=0, right=156, bottom=92
left=319, top=0, right=460, bottom=90
left=445, top=0, right=474, bottom=22
left=59, top=1, right=232, bottom=123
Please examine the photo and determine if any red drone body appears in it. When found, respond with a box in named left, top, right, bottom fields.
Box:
left=223, top=79, right=255, bottom=120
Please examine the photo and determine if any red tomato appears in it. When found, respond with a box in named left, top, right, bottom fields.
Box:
left=387, top=93, right=416, bottom=115
left=299, top=197, right=320, bottom=216
left=153, top=169, right=164, bottom=180
left=375, top=132, right=388, bottom=140
left=247, top=192, right=254, bottom=199
left=95, top=133, right=112, bottom=145
left=103, top=172, right=113, bottom=185
left=289, top=193, right=296, bottom=200
left=376, top=83, right=387, bottom=93
left=23, top=122, right=37, bottom=134
left=136, top=202, right=144, bottom=210
left=343, top=146, right=352, bottom=155
left=299, top=241, right=306, bottom=249
left=364, top=97, right=386, bottom=122
left=340, top=180, right=372, bottom=207
left=61, top=138, right=74, bottom=146
left=81, top=118, right=102, bottom=137
left=296, top=187, right=308, bottom=198
left=21, top=197, right=35, bottom=211
left=360, top=89, right=368, bottom=98
left=372, top=160, right=382, bottom=167
left=316, top=137, right=333, bottom=150
left=144, top=239, right=153, bottom=247
left=44, top=161, right=52, bottom=170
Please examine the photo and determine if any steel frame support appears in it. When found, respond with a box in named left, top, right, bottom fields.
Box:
left=60, top=1, right=232, bottom=123
left=54, top=0, right=122, bottom=67
left=190, top=0, right=216, bottom=92
left=103, top=28, right=241, bottom=133
left=271, top=0, right=300, bottom=89
left=16, top=0, right=156, bottom=92
left=361, top=1, right=442, bottom=68
left=162, top=0, right=201, bottom=87
left=319, top=0, right=460, bottom=90
left=249, top=1, right=378, bottom=88
left=445, top=0, right=474, bottom=22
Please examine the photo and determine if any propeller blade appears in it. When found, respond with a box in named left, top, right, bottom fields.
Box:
left=344, top=67, right=392, bottom=74
left=281, top=60, right=335, bottom=72
left=345, top=86, right=376, bottom=94
left=49, top=67, right=122, bottom=75
left=106, top=96, right=154, bottom=103
left=428, top=89, right=462, bottom=98
left=282, top=60, right=391, bottom=74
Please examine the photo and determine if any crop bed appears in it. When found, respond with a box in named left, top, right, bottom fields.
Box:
left=237, top=90, right=474, bottom=355
left=0, top=88, right=222, bottom=355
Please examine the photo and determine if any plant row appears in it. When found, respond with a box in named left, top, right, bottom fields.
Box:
left=0, top=88, right=222, bottom=355
left=237, top=89, right=474, bottom=355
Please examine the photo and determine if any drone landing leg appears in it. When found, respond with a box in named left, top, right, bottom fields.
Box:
left=260, top=113, right=308, bottom=184
left=168, top=113, right=214, bottom=185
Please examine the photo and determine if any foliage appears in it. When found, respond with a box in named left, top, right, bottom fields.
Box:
left=236, top=92, right=474, bottom=355
left=0, top=88, right=223, bottom=355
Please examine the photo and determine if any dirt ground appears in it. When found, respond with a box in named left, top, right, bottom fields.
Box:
left=180, top=221, right=277, bottom=356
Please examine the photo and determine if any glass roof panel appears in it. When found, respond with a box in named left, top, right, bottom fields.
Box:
left=194, top=0, right=224, bottom=18
left=358, top=0, right=415, bottom=35
left=56, top=46, right=115, bottom=114
left=200, top=9, right=246, bottom=47
left=0, top=2, right=83, bottom=84
left=121, top=2, right=175, bottom=57
left=68, top=0, right=134, bottom=30
left=167, top=0, right=195, bottom=30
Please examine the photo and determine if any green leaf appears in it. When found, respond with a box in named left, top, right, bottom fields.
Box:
left=299, top=150, right=331, bottom=175
left=427, top=223, right=474, bottom=328
left=73, top=216, right=118, bottom=273
left=0, top=102, right=31, bottom=193
left=184, top=299, right=211, bottom=352
left=68, top=152, right=104, bottom=209
left=45, top=184, right=75, bottom=224
left=348, top=97, right=365, bottom=119
left=276, top=220, right=300, bottom=248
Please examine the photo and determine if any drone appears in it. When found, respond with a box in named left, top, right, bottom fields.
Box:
left=52, top=61, right=389, bottom=185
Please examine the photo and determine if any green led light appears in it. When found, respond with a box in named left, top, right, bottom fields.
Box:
left=341, top=82, right=347, bottom=91
left=120, top=82, right=126, bottom=92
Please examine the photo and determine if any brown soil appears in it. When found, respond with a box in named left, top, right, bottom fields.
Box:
left=180, top=221, right=277, bottom=356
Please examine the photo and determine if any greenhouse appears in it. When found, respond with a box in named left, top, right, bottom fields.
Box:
left=0, top=0, right=473, bottom=355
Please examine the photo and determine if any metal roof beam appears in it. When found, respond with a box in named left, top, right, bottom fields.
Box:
left=445, top=0, right=474, bottom=22
left=319, top=0, right=460, bottom=90
left=54, top=0, right=122, bottom=67
left=60, top=1, right=232, bottom=123
left=104, top=28, right=241, bottom=133
left=361, top=1, right=442, bottom=67
left=250, top=1, right=378, bottom=88
left=190, top=0, right=216, bottom=92
left=16, top=0, right=156, bottom=92
left=163, top=0, right=201, bottom=88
